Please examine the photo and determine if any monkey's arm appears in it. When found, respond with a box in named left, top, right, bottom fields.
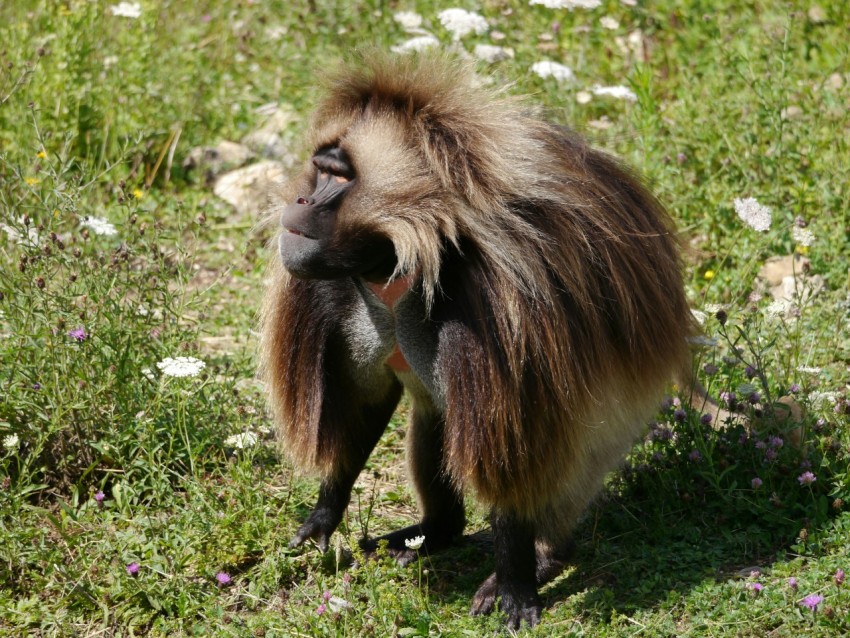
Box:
left=264, top=276, right=402, bottom=551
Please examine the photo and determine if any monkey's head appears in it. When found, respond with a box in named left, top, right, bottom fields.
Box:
left=277, top=143, right=401, bottom=282
left=274, top=53, right=533, bottom=297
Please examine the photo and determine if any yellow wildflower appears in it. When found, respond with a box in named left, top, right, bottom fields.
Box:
left=795, top=245, right=809, bottom=256
left=37, top=150, right=47, bottom=159
left=133, top=189, right=145, bottom=199
left=703, top=270, right=715, bottom=281
left=25, top=177, right=41, bottom=186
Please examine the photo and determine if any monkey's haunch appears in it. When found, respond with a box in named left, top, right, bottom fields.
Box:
left=261, top=51, right=695, bottom=629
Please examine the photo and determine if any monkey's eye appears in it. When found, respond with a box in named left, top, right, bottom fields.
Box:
left=312, top=146, right=356, bottom=182
left=318, top=170, right=351, bottom=184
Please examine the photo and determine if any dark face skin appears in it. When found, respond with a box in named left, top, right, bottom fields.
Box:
left=278, top=146, right=396, bottom=281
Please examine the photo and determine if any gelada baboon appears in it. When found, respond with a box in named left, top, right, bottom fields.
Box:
left=261, top=52, right=693, bottom=628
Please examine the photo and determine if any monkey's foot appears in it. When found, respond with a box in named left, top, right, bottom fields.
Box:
left=470, top=572, right=542, bottom=629
left=359, top=519, right=464, bottom=566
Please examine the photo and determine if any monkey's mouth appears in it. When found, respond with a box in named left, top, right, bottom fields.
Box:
left=283, top=227, right=318, bottom=241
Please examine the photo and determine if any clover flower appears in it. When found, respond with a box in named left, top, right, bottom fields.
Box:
left=531, top=60, right=574, bottom=82
left=68, top=327, right=87, bottom=342
left=800, top=594, right=823, bottom=611
left=747, top=582, right=763, bottom=594
left=699, top=413, right=713, bottom=426
left=156, top=356, right=206, bottom=378
left=80, top=216, right=118, bottom=237
left=733, top=197, right=772, bottom=232
left=216, top=571, right=232, bottom=585
left=751, top=477, right=763, bottom=489
left=437, top=9, right=488, bottom=39
left=835, top=569, right=845, bottom=586
left=798, top=471, right=817, bottom=486
left=405, top=535, right=425, bottom=550
left=688, top=449, right=702, bottom=462
left=788, top=577, right=798, bottom=592
left=94, top=490, right=105, bottom=503
left=126, top=562, right=140, bottom=576
left=109, top=2, right=142, bottom=18
left=316, top=603, right=326, bottom=616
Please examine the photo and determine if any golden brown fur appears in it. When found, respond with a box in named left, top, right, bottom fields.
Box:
left=260, top=52, right=694, bottom=626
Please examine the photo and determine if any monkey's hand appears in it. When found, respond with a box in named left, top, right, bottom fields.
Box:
left=288, top=505, right=342, bottom=553
left=289, top=481, right=350, bottom=552
left=470, top=572, right=543, bottom=629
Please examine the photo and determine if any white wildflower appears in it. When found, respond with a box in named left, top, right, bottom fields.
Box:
left=530, top=0, right=601, bottom=9
left=80, top=216, right=118, bottom=237
left=391, top=35, right=439, bottom=54
left=327, top=596, right=353, bottom=613
left=438, top=9, right=488, bottom=39
left=687, top=335, right=718, bottom=347
left=156, top=356, right=206, bottom=378
left=765, top=300, right=789, bottom=317
left=531, top=60, right=574, bottom=82
left=591, top=85, right=637, bottom=101
left=3, top=434, right=19, bottom=451
left=792, top=225, right=814, bottom=246
left=600, top=16, right=620, bottom=29
left=576, top=90, right=593, bottom=104
left=796, top=365, right=822, bottom=374
left=704, top=303, right=724, bottom=314
left=224, top=431, right=258, bottom=449
left=690, top=309, right=708, bottom=325
left=393, top=11, right=423, bottom=32
left=733, top=197, right=772, bottom=232
left=1, top=219, right=40, bottom=246
left=621, top=0, right=637, bottom=5
left=141, top=368, right=156, bottom=382
left=808, top=391, right=838, bottom=409
left=109, top=2, right=142, bottom=18
left=474, top=44, right=513, bottom=63
left=404, top=535, right=426, bottom=550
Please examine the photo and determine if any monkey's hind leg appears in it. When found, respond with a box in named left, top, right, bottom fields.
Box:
left=290, top=391, right=402, bottom=553
left=361, top=406, right=466, bottom=565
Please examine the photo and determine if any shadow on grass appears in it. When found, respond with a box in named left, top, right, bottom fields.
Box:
left=408, top=480, right=821, bottom=623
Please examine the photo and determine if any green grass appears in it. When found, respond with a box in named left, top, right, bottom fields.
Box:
left=1, top=0, right=849, bottom=635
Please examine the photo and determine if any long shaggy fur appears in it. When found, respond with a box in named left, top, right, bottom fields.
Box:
left=261, top=53, right=694, bottom=545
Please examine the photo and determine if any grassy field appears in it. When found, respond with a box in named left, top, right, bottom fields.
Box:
left=1, top=0, right=849, bottom=635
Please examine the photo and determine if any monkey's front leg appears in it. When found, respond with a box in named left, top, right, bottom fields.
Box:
left=289, top=389, right=402, bottom=552
left=470, top=510, right=542, bottom=629
left=289, top=476, right=355, bottom=552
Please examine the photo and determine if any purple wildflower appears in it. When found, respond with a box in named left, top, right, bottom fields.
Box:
left=800, top=594, right=824, bottom=611
left=755, top=440, right=767, bottom=450
left=768, top=436, right=784, bottom=448
left=674, top=409, right=687, bottom=423
left=748, top=392, right=760, bottom=404
left=323, top=590, right=332, bottom=601
left=216, top=571, right=231, bottom=585
left=316, top=603, right=327, bottom=616
left=764, top=448, right=777, bottom=461
left=798, top=471, right=817, bottom=486
left=835, top=569, right=845, bottom=586
left=751, top=477, right=763, bottom=489
left=703, top=363, right=718, bottom=376
left=789, top=383, right=801, bottom=394
left=126, top=562, right=140, bottom=576
left=747, top=582, right=763, bottom=593
left=720, top=391, right=736, bottom=408
left=745, top=365, right=757, bottom=379
left=94, top=490, right=105, bottom=503
left=68, top=326, right=87, bottom=342
left=688, top=449, right=702, bottom=462
left=32, top=382, right=41, bottom=390
left=788, top=577, right=798, bottom=591
left=700, top=413, right=713, bottom=426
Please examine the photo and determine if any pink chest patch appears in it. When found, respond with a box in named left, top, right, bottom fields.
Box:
left=366, top=276, right=413, bottom=373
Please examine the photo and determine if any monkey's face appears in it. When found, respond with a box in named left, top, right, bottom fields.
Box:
left=278, top=145, right=398, bottom=282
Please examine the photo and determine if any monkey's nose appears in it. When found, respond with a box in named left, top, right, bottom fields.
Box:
left=296, top=196, right=311, bottom=205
